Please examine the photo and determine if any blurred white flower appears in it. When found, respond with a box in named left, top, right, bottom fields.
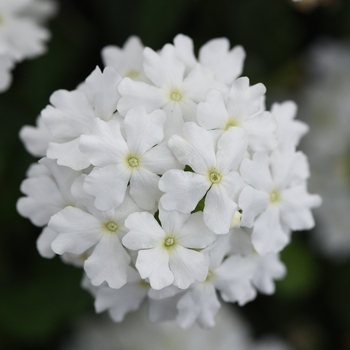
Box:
left=61, top=304, right=293, bottom=350
left=0, top=0, right=56, bottom=92
left=298, top=39, right=350, bottom=260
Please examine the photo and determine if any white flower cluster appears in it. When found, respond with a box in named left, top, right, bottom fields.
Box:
left=0, top=0, right=56, bottom=92
left=17, top=35, right=321, bottom=329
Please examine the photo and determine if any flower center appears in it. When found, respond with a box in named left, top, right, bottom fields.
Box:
left=269, top=189, right=280, bottom=204
left=224, top=118, right=239, bottom=130
left=205, top=270, right=213, bottom=282
left=169, top=89, right=183, bottom=102
left=127, top=156, right=139, bottom=168
left=105, top=221, right=119, bottom=232
left=139, top=279, right=150, bottom=288
left=164, top=236, right=175, bottom=247
left=125, top=70, right=140, bottom=79
left=209, top=171, right=222, bottom=184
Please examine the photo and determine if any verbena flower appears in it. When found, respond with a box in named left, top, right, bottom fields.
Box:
left=17, top=34, right=321, bottom=328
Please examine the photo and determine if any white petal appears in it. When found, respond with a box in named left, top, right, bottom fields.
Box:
left=124, top=106, right=165, bottom=156
left=216, top=126, right=248, bottom=173
left=280, top=184, right=321, bottom=230
left=199, top=38, right=245, bottom=85
left=47, top=138, right=90, bottom=170
left=42, top=90, right=94, bottom=139
left=227, top=77, right=266, bottom=119
left=36, top=227, right=58, bottom=258
left=78, top=66, right=122, bottom=121
left=84, top=233, right=130, bottom=288
left=79, top=118, right=128, bottom=167
left=239, top=186, right=269, bottom=227
left=204, top=185, right=237, bottom=234
left=136, top=248, right=173, bottom=290
left=173, top=34, right=197, bottom=69
left=117, top=78, right=167, bottom=116
left=252, top=253, right=286, bottom=294
left=170, top=246, right=208, bottom=289
left=143, top=45, right=185, bottom=88
left=159, top=170, right=209, bottom=213
left=130, top=168, right=161, bottom=210
left=252, top=206, right=289, bottom=255
left=244, top=111, right=277, bottom=152
left=50, top=207, right=102, bottom=255
left=197, top=89, right=229, bottom=130
left=95, top=277, right=148, bottom=322
left=214, top=255, right=257, bottom=305
left=123, top=212, right=165, bottom=250
left=168, top=122, right=216, bottom=174
left=83, top=164, right=130, bottom=211
left=19, top=116, right=56, bottom=157
left=142, top=142, right=182, bottom=174
left=17, top=176, right=63, bottom=226
left=239, top=152, right=273, bottom=192
left=177, top=212, right=216, bottom=248
left=158, top=207, right=190, bottom=234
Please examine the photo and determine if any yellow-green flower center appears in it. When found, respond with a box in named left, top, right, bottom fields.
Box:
left=128, top=156, right=139, bottom=168
left=164, top=236, right=175, bottom=247
left=105, top=221, right=119, bottom=232
left=169, top=89, right=183, bottom=102
left=224, top=118, right=239, bottom=130
left=269, top=189, right=280, bottom=204
left=125, top=70, right=140, bottom=79
left=205, top=270, right=213, bottom=282
left=209, top=171, right=222, bottom=184
left=139, top=279, right=150, bottom=288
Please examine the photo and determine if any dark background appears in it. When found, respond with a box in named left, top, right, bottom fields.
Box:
left=1, top=0, right=350, bottom=349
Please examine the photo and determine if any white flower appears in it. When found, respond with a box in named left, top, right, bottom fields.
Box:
left=297, top=40, right=350, bottom=260
left=230, top=228, right=286, bottom=294
left=122, top=208, right=216, bottom=290
left=102, top=36, right=148, bottom=82
left=16, top=34, right=321, bottom=329
left=17, top=157, right=81, bottom=227
left=197, top=77, right=277, bottom=151
left=42, top=66, right=122, bottom=170
left=159, top=122, right=247, bottom=234
left=80, top=106, right=181, bottom=211
left=50, top=191, right=140, bottom=289
left=19, top=115, right=57, bottom=157
left=0, top=0, right=53, bottom=61
left=94, top=267, right=150, bottom=322
left=118, top=44, right=223, bottom=139
left=61, top=302, right=294, bottom=350
left=239, top=151, right=321, bottom=254
left=173, top=34, right=245, bottom=86
left=174, top=235, right=256, bottom=329
left=271, top=101, right=309, bottom=152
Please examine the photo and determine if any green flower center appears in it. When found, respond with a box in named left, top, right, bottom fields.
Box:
left=128, top=156, right=139, bottom=168
left=209, top=171, right=222, bottom=184
left=125, top=70, right=140, bottom=79
left=269, top=189, right=280, bottom=204
left=139, top=279, right=150, bottom=288
left=105, top=221, right=119, bottom=232
left=164, top=236, right=175, bottom=247
left=205, top=270, right=213, bottom=282
left=169, top=89, right=183, bottom=102
left=224, top=118, right=239, bottom=130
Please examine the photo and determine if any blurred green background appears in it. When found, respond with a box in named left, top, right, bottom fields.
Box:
left=1, top=0, right=350, bottom=349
